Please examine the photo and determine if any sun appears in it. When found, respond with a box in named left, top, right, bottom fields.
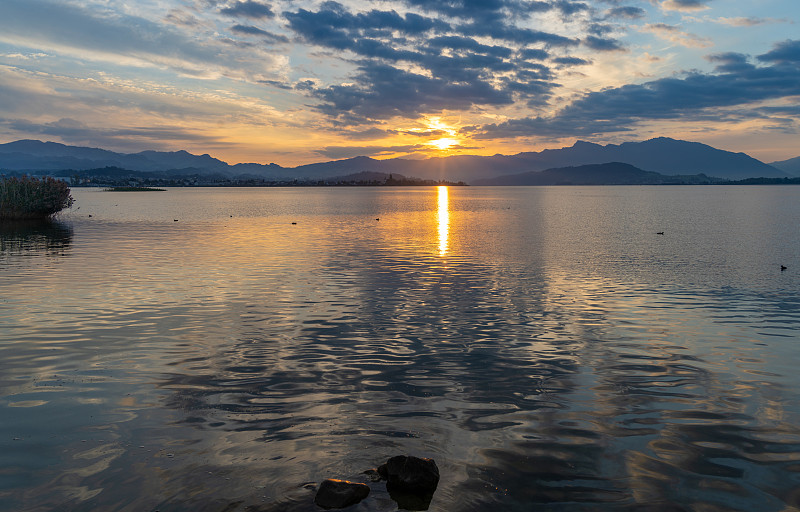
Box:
left=427, top=137, right=460, bottom=151
left=423, top=116, right=461, bottom=152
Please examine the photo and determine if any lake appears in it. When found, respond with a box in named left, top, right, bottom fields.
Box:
left=2, top=186, right=800, bottom=511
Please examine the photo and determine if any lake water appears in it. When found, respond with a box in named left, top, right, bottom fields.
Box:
left=2, top=186, right=800, bottom=512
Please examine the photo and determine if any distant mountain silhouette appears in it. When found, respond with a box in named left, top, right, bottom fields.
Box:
left=499, top=138, right=784, bottom=181
left=472, top=162, right=722, bottom=186
left=0, top=139, right=229, bottom=174
left=770, top=156, right=800, bottom=176
left=0, top=137, right=787, bottom=183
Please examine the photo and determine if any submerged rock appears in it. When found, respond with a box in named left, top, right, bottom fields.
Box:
left=363, top=468, right=382, bottom=482
left=377, top=455, right=440, bottom=494
left=386, top=487, right=436, bottom=511
left=314, top=479, right=370, bottom=509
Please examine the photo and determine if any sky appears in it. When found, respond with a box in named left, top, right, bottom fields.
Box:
left=0, top=0, right=798, bottom=166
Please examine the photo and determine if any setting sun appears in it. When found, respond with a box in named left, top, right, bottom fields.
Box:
left=423, top=116, right=462, bottom=152
left=427, top=137, right=460, bottom=151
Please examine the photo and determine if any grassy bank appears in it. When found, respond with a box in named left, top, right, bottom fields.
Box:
left=0, top=176, right=74, bottom=220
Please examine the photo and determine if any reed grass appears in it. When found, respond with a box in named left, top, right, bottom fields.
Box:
left=0, top=176, right=74, bottom=220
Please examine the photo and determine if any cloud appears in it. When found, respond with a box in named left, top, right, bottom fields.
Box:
left=715, top=16, right=785, bottom=27
left=427, top=36, right=513, bottom=59
left=402, top=0, right=542, bottom=21
left=757, top=39, right=800, bottom=64
left=230, top=24, right=289, bottom=43
left=284, top=2, right=573, bottom=120
left=552, top=56, right=591, bottom=66
left=219, top=1, right=274, bottom=19
left=519, top=49, right=549, bottom=60
left=0, top=0, right=284, bottom=80
left=285, top=3, right=449, bottom=45
left=2, top=118, right=223, bottom=151
left=605, top=6, right=646, bottom=19
left=643, top=23, right=712, bottom=48
left=475, top=40, right=800, bottom=139
left=459, top=21, right=579, bottom=47
left=165, top=9, right=204, bottom=27
left=311, top=61, right=515, bottom=120
left=705, top=52, right=751, bottom=72
left=0, top=63, right=289, bottom=135
left=314, top=144, right=428, bottom=159
left=661, top=0, right=711, bottom=12
left=583, top=35, right=626, bottom=51
left=552, top=1, right=590, bottom=16
left=401, top=0, right=594, bottom=21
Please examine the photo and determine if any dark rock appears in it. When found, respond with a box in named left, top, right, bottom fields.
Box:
left=386, top=487, right=435, bottom=511
left=377, top=455, right=440, bottom=494
left=314, top=479, right=370, bottom=509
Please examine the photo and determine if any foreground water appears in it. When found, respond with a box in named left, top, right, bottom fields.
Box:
left=2, top=186, right=800, bottom=511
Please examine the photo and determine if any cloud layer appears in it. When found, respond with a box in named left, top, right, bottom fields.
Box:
left=0, top=0, right=798, bottom=163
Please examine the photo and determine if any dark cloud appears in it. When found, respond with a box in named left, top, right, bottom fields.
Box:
left=605, top=6, right=646, bottom=19
left=402, top=0, right=591, bottom=21
left=313, top=61, right=515, bottom=120
left=552, top=0, right=590, bottom=16
left=519, top=48, right=549, bottom=60
left=427, top=36, right=513, bottom=58
left=661, top=0, right=711, bottom=11
left=669, top=0, right=708, bottom=7
left=706, top=52, right=751, bottom=72
left=588, top=23, right=614, bottom=36
left=758, top=39, right=800, bottom=64
left=220, top=1, right=274, bottom=19
left=552, top=56, right=591, bottom=65
left=758, top=105, right=800, bottom=116
left=230, top=24, right=288, bottom=43
left=284, top=2, right=571, bottom=119
left=476, top=41, right=800, bottom=139
left=285, top=2, right=448, bottom=43
left=460, top=21, right=579, bottom=46
left=402, top=0, right=529, bottom=21
left=583, top=35, right=625, bottom=51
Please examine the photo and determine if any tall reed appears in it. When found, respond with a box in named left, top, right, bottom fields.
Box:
left=0, top=176, right=74, bottom=220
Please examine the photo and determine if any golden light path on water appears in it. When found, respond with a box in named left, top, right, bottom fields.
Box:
left=437, top=185, right=449, bottom=256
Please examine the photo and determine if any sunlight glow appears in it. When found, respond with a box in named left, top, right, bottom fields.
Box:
left=428, top=137, right=460, bottom=151
left=437, top=185, right=449, bottom=256
left=424, top=116, right=461, bottom=152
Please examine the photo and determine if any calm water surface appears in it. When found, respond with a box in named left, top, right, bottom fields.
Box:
left=2, top=186, right=800, bottom=511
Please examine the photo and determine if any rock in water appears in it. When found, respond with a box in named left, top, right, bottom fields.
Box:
left=314, top=479, right=370, bottom=509
left=377, top=456, right=440, bottom=493
left=363, top=469, right=382, bottom=482
left=377, top=456, right=440, bottom=511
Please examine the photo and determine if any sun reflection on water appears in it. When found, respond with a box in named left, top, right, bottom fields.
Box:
left=437, top=185, right=449, bottom=256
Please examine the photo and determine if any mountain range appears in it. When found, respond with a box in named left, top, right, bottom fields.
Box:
left=0, top=137, right=795, bottom=184
left=770, top=155, right=800, bottom=175
left=472, top=162, right=724, bottom=186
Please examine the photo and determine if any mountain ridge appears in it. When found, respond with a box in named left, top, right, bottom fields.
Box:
left=770, top=156, right=800, bottom=176
left=0, top=137, right=787, bottom=182
left=472, top=162, right=723, bottom=186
